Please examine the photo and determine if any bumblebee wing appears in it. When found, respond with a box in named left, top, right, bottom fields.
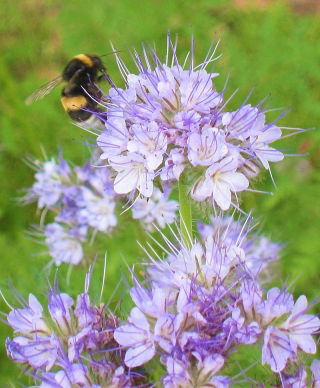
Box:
left=25, top=76, right=63, bottom=105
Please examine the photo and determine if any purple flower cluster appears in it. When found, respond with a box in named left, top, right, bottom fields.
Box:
left=25, top=154, right=178, bottom=265
left=114, top=217, right=320, bottom=386
left=25, top=155, right=117, bottom=265
left=5, top=279, right=137, bottom=387
left=7, top=33, right=317, bottom=387
left=94, top=36, right=296, bottom=210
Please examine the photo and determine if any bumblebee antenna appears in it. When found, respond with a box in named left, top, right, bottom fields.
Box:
left=100, top=50, right=123, bottom=58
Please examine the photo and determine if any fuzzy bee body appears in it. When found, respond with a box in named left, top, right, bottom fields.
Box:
left=26, top=54, right=106, bottom=124
left=61, top=82, right=103, bottom=122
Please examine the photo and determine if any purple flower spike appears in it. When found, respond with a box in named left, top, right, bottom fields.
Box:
left=112, top=216, right=319, bottom=383
left=6, top=274, right=138, bottom=386
left=90, top=35, right=295, bottom=210
left=25, top=153, right=119, bottom=266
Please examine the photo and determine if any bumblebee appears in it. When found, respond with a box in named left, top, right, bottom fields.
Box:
left=26, top=54, right=107, bottom=122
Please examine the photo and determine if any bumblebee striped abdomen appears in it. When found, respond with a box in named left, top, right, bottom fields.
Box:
left=60, top=95, right=91, bottom=121
left=61, top=83, right=102, bottom=122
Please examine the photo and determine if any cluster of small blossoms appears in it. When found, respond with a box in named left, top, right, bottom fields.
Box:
left=132, top=186, right=178, bottom=231
left=94, top=36, right=300, bottom=211
left=24, top=155, right=117, bottom=265
left=5, top=275, right=142, bottom=387
left=25, top=154, right=178, bottom=265
left=114, top=217, right=320, bottom=386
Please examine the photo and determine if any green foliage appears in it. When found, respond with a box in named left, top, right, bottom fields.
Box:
left=1, top=0, right=319, bottom=384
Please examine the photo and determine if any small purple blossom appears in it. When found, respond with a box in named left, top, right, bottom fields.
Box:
left=132, top=187, right=178, bottom=230
left=48, top=292, right=73, bottom=334
left=114, top=307, right=156, bottom=368
left=163, top=354, right=229, bottom=388
left=6, top=335, right=58, bottom=371
left=241, top=287, right=320, bottom=372
left=187, top=127, right=228, bottom=167
left=191, top=156, right=249, bottom=210
left=40, top=363, right=91, bottom=387
left=7, top=294, right=49, bottom=334
left=77, top=186, right=117, bottom=232
left=25, top=157, right=71, bottom=209
left=262, top=326, right=294, bottom=373
left=311, top=359, right=320, bottom=387
left=249, top=125, right=284, bottom=169
left=109, top=153, right=155, bottom=197
left=281, top=368, right=307, bottom=388
left=44, top=223, right=84, bottom=265
left=279, top=295, right=320, bottom=354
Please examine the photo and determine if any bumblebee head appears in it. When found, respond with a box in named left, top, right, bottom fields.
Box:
left=62, top=54, right=105, bottom=84
left=89, top=55, right=106, bottom=72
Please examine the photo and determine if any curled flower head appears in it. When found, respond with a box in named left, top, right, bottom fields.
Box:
left=113, top=216, right=319, bottom=382
left=5, top=274, right=140, bottom=387
left=25, top=153, right=119, bottom=266
left=92, top=34, right=297, bottom=211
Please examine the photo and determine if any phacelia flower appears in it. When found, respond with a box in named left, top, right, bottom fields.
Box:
left=5, top=276, right=139, bottom=387
left=44, top=223, right=84, bottom=265
left=113, top=216, right=319, bottom=382
left=311, top=359, right=320, bottom=387
left=92, top=35, right=299, bottom=211
left=24, top=157, right=71, bottom=209
left=25, top=154, right=118, bottom=265
left=191, top=156, right=249, bottom=210
left=26, top=151, right=181, bottom=266
left=132, top=187, right=178, bottom=230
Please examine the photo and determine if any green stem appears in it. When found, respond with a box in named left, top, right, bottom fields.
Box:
left=178, top=173, right=193, bottom=248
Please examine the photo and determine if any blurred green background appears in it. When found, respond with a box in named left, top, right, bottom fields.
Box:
left=1, top=0, right=320, bottom=385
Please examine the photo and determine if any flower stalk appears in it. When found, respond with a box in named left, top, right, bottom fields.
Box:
left=178, top=172, right=193, bottom=248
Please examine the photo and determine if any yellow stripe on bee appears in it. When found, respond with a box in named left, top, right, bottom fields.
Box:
left=74, top=54, right=94, bottom=67
left=61, top=96, right=88, bottom=111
